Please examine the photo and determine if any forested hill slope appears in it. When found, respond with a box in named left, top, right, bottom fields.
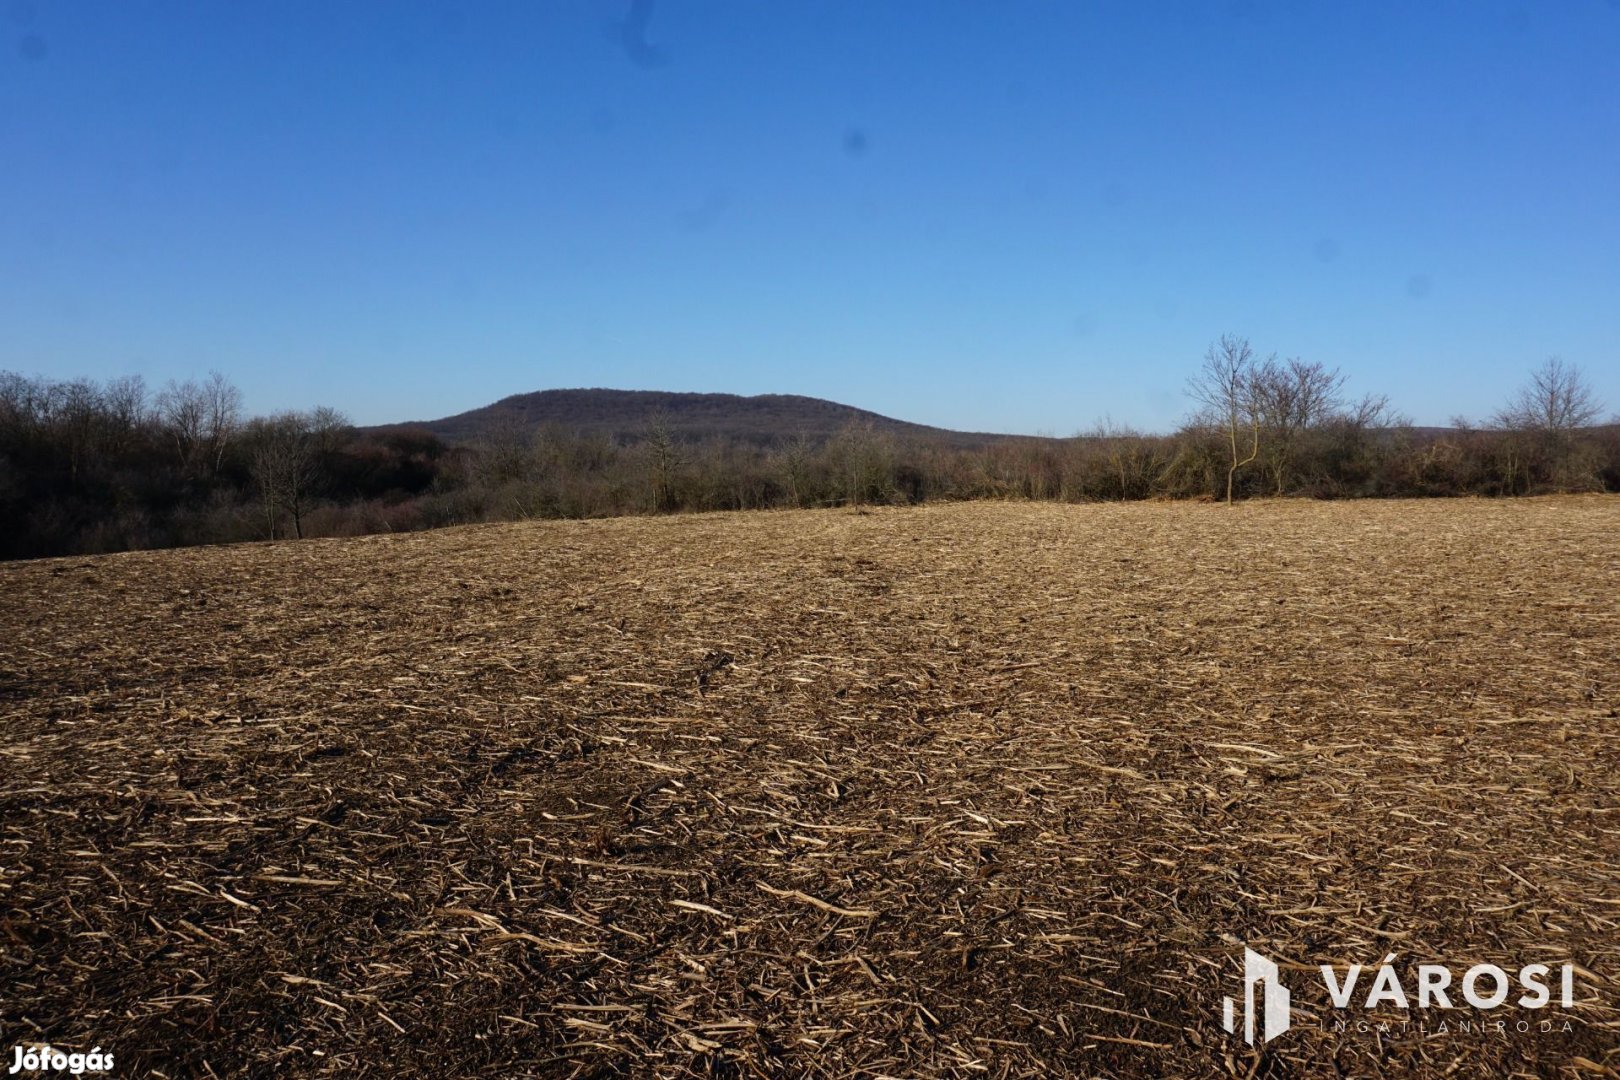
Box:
left=388, top=388, right=1020, bottom=446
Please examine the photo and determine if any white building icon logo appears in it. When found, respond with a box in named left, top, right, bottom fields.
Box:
left=1223, top=947, right=1292, bottom=1045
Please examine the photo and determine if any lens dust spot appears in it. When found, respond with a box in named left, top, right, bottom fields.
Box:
left=678, top=190, right=731, bottom=232
left=1405, top=274, right=1433, bottom=300
left=1312, top=238, right=1340, bottom=263
left=843, top=128, right=869, bottom=158
left=610, top=0, right=666, bottom=69
left=18, top=32, right=45, bottom=60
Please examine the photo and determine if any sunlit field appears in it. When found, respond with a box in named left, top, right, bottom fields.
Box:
left=3, top=499, right=1617, bottom=1078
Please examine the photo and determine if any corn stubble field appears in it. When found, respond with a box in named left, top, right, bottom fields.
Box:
left=2, top=498, right=1618, bottom=1079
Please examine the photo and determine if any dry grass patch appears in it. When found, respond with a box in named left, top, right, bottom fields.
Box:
left=2, top=498, right=1617, bottom=1077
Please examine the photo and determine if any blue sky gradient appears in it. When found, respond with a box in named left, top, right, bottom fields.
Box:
left=4, top=1, right=1617, bottom=433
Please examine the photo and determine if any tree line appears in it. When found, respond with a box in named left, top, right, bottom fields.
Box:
left=1, top=342, right=1613, bottom=560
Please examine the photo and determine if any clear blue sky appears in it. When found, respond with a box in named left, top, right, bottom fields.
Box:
left=4, top=1, right=1617, bottom=433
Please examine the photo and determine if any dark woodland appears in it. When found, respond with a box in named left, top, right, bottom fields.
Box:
left=2, top=343, right=1613, bottom=560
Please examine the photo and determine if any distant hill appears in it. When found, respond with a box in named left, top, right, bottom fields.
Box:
left=385, top=389, right=1021, bottom=447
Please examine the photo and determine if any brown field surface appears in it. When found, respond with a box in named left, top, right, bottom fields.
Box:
left=2, top=498, right=1618, bottom=1078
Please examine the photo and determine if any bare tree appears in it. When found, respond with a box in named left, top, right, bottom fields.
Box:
left=475, top=413, right=535, bottom=487
left=246, top=407, right=344, bottom=539
left=53, top=378, right=105, bottom=486
left=1083, top=416, right=1163, bottom=500
left=472, top=413, right=550, bottom=518
left=95, top=375, right=148, bottom=459
left=102, top=375, right=147, bottom=428
left=1349, top=393, right=1402, bottom=431
left=1493, top=358, right=1605, bottom=492
left=201, top=371, right=242, bottom=475
left=156, top=379, right=206, bottom=472
left=157, top=371, right=240, bottom=476
left=0, top=371, right=147, bottom=478
left=831, top=420, right=893, bottom=505
left=644, top=410, right=681, bottom=513
left=308, top=405, right=351, bottom=459
left=1248, top=357, right=1347, bottom=495
left=775, top=433, right=816, bottom=508
left=1495, top=358, right=1603, bottom=434
left=1186, top=334, right=1261, bottom=504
